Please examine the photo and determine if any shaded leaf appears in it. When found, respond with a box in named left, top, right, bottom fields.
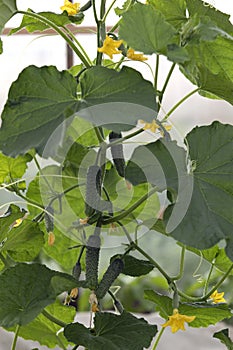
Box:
left=145, top=290, right=232, bottom=327
left=1, top=219, right=44, bottom=262
left=0, top=263, right=77, bottom=327
left=164, top=122, right=233, bottom=260
left=213, top=328, right=233, bottom=350
left=0, top=152, right=32, bottom=189
left=7, top=300, right=76, bottom=348
left=64, top=311, right=157, bottom=350
left=125, top=139, right=187, bottom=193
left=0, top=204, right=26, bottom=241
left=111, top=254, right=154, bottom=276
left=0, top=65, right=79, bottom=157
left=79, top=65, right=156, bottom=133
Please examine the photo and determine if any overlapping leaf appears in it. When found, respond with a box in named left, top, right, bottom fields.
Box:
left=0, top=65, right=79, bottom=157
left=145, top=290, right=232, bottom=328
left=10, top=9, right=84, bottom=34
left=119, top=3, right=176, bottom=54
left=0, top=263, right=77, bottom=327
left=164, top=122, right=233, bottom=260
left=64, top=311, right=157, bottom=350
left=79, top=65, right=156, bottom=132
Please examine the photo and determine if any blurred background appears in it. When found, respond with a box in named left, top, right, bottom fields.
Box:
left=0, top=1, right=233, bottom=348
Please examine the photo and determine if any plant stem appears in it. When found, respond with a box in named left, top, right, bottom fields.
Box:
left=15, top=191, right=44, bottom=210
left=162, top=88, right=199, bottom=121
left=102, top=187, right=158, bottom=224
left=201, top=263, right=233, bottom=301
left=204, top=261, right=215, bottom=295
left=151, top=326, right=165, bottom=350
left=11, top=324, right=20, bottom=350
left=117, top=221, right=133, bottom=243
left=16, top=11, right=91, bottom=67
left=102, top=0, right=118, bottom=21
left=42, top=309, right=67, bottom=328
left=158, top=62, right=176, bottom=111
left=63, top=26, right=92, bottom=66
left=133, top=243, right=172, bottom=283
left=33, top=154, right=55, bottom=195
left=154, top=54, right=160, bottom=93
left=171, top=246, right=186, bottom=281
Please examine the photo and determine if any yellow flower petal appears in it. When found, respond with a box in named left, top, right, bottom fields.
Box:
left=210, top=290, right=226, bottom=304
left=98, top=36, right=123, bottom=59
left=48, top=232, right=55, bottom=246
left=162, top=309, right=196, bottom=333
left=13, top=218, right=23, bottom=228
left=60, top=0, right=80, bottom=16
left=127, top=48, right=148, bottom=61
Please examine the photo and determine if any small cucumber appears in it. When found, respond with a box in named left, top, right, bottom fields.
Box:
left=109, top=131, right=125, bottom=178
left=95, top=258, right=124, bottom=299
left=85, top=165, right=102, bottom=217
left=72, top=261, right=82, bottom=282
left=44, top=206, right=54, bottom=233
left=85, top=235, right=101, bottom=290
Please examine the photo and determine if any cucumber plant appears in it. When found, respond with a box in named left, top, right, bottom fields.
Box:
left=0, top=1, right=233, bottom=350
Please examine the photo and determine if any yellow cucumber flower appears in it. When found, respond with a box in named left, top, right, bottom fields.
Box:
left=162, top=308, right=196, bottom=333
left=13, top=218, right=23, bottom=228
left=139, top=119, right=172, bottom=135
left=60, top=0, right=80, bottom=16
left=127, top=48, right=148, bottom=61
left=98, top=36, right=123, bottom=59
left=210, top=290, right=226, bottom=304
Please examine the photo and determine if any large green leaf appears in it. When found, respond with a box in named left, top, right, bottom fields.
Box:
left=79, top=65, right=156, bottom=132
left=181, top=36, right=233, bottom=105
left=0, top=263, right=77, bottom=327
left=64, top=311, right=157, bottom=350
left=8, top=300, right=76, bottom=348
left=1, top=219, right=44, bottom=262
left=148, top=0, right=186, bottom=29
left=213, top=329, right=233, bottom=350
left=0, top=65, right=79, bottom=157
left=125, top=139, right=187, bottom=193
left=0, top=0, right=17, bottom=53
left=164, top=122, right=233, bottom=259
left=10, top=9, right=84, bottom=34
left=119, top=3, right=176, bottom=55
left=145, top=290, right=232, bottom=328
left=186, top=0, right=233, bottom=36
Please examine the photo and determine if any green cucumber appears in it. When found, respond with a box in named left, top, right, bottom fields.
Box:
left=95, top=258, right=124, bottom=299
left=44, top=206, right=54, bottom=233
left=85, top=165, right=102, bottom=217
left=109, top=131, right=125, bottom=178
left=85, top=235, right=101, bottom=289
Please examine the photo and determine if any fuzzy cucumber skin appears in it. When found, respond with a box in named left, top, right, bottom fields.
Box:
left=109, top=132, right=126, bottom=178
left=85, top=165, right=102, bottom=217
left=85, top=235, right=101, bottom=290
left=95, top=258, right=124, bottom=299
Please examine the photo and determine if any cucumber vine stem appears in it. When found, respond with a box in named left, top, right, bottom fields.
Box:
left=16, top=11, right=91, bottom=68
left=102, top=187, right=158, bottom=224
left=171, top=245, right=186, bottom=281
left=42, top=309, right=67, bottom=328
left=158, top=62, right=176, bottom=112
left=151, top=326, right=165, bottom=350
left=11, top=324, right=20, bottom=350
left=162, top=87, right=199, bottom=121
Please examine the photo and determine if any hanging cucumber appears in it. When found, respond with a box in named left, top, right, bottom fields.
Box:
left=109, top=131, right=125, bottom=178
left=85, top=234, right=101, bottom=290
left=95, top=258, right=124, bottom=299
left=44, top=206, right=54, bottom=233
left=85, top=165, right=102, bottom=217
